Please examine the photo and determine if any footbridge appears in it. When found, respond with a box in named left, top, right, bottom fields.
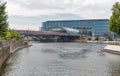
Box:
left=15, top=27, right=80, bottom=42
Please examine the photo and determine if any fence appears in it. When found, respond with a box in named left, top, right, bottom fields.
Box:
left=10, top=40, right=28, bottom=53
left=0, top=40, right=10, bottom=48
left=0, top=39, right=28, bottom=52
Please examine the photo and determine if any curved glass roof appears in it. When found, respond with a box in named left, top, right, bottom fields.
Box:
left=48, top=27, right=80, bottom=35
left=62, top=27, right=79, bottom=34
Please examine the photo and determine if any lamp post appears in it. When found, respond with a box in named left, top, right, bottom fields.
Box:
left=80, top=26, right=82, bottom=40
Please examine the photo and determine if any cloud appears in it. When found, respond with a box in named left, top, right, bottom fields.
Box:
left=9, top=13, right=82, bottom=30
left=3, top=0, right=120, bottom=30
left=6, top=0, right=120, bottom=18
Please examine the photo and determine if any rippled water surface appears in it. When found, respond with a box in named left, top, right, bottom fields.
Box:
left=1, top=43, right=120, bottom=76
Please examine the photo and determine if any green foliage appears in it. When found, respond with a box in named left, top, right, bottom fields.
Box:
left=5, top=30, right=21, bottom=39
left=0, top=2, right=8, bottom=38
left=108, top=35, right=113, bottom=41
left=95, top=36, right=99, bottom=41
left=87, top=37, right=92, bottom=41
left=109, top=2, right=120, bottom=35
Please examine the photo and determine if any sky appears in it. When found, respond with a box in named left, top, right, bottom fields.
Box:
left=2, top=0, right=120, bottom=30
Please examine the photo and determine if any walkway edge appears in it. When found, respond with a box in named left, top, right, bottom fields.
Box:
left=102, top=45, right=120, bottom=55
left=10, top=44, right=32, bottom=54
left=0, top=44, right=32, bottom=75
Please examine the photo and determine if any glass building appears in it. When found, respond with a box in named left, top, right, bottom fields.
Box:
left=48, top=27, right=80, bottom=35
left=42, top=19, right=111, bottom=37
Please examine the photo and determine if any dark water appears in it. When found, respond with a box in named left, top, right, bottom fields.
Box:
left=1, top=43, right=120, bottom=76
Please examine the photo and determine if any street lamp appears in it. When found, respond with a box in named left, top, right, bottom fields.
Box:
left=79, top=26, right=82, bottom=40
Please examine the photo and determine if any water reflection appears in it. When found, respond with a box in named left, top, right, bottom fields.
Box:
left=59, top=49, right=89, bottom=59
left=1, top=43, right=120, bottom=76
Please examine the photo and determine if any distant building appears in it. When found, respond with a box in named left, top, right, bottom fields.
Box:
left=42, top=19, right=112, bottom=37
left=48, top=27, right=80, bottom=35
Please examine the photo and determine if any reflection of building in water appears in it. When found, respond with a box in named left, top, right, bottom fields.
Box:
left=42, top=19, right=112, bottom=37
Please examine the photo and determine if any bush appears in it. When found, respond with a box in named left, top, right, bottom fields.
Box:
left=95, top=36, right=99, bottom=41
left=108, top=35, right=113, bottom=41
left=87, top=37, right=92, bottom=41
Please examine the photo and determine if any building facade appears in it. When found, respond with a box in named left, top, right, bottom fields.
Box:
left=48, top=27, right=80, bottom=35
left=42, top=19, right=111, bottom=37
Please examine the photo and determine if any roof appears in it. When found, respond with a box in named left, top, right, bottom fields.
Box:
left=44, top=19, right=109, bottom=23
left=48, top=27, right=80, bottom=35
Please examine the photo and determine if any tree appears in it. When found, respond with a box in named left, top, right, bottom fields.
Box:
left=0, top=2, right=8, bottom=38
left=5, top=30, right=21, bottom=39
left=109, top=2, right=120, bottom=35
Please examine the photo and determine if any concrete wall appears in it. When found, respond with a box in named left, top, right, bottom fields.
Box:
left=102, top=45, right=120, bottom=55
left=0, top=46, right=10, bottom=68
left=0, top=41, right=29, bottom=69
left=10, top=41, right=27, bottom=53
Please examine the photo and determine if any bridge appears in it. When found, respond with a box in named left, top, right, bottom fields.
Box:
left=14, top=27, right=80, bottom=42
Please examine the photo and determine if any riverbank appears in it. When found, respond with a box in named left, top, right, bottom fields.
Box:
left=74, top=40, right=120, bottom=45
left=1, top=43, right=120, bottom=76
left=0, top=40, right=31, bottom=71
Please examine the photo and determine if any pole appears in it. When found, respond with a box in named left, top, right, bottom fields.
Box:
left=80, top=27, right=82, bottom=40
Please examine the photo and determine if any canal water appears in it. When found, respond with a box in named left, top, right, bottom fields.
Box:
left=1, top=43, right=120, bottom=76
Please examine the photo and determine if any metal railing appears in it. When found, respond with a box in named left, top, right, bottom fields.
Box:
left=0, top=40, right=10, bottom=48
left=0, top=39, right=28, bottom=50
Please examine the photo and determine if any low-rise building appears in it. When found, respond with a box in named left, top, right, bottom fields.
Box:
left=42, top=19, right=112, bottom=37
